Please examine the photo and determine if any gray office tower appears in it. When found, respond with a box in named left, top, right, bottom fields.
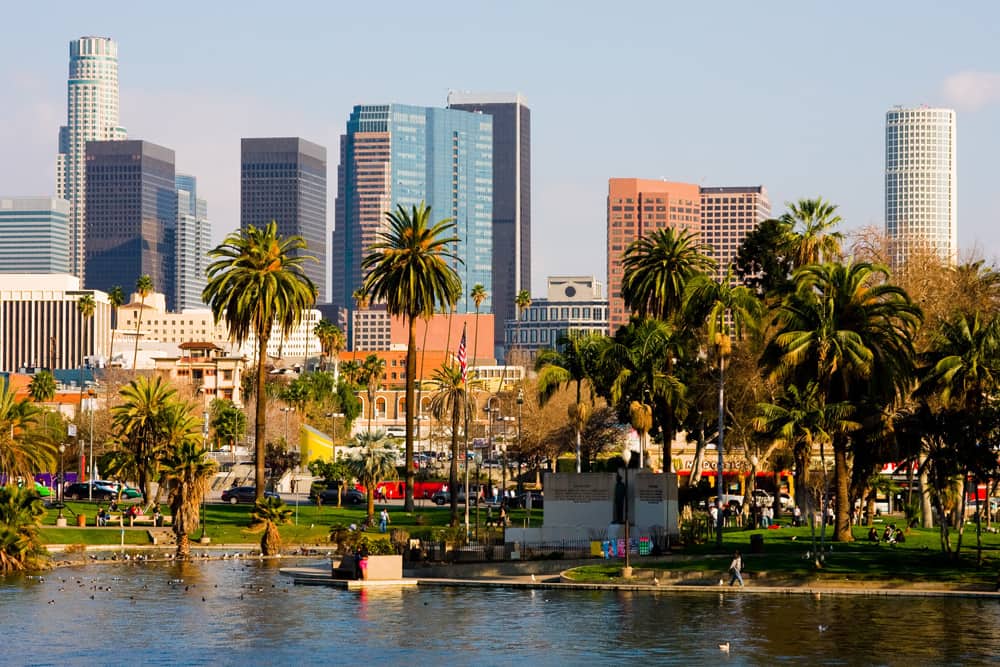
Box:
left=175, top=174, right=211, bottom=310
left=84, top=140, right=177, bottom=308
left=241, top=138, right=327, bottom=300
left=447, top=92, right=531, bottom=361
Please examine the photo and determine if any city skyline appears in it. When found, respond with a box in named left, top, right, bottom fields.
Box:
left=4, top=4, right=1000, bottom=296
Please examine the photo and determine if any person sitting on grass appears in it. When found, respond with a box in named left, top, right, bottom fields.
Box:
left=868, top=526, right=879, bottom=542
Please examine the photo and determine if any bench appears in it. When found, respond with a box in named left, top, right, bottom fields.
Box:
left=129, top=515, right=171, bottom=527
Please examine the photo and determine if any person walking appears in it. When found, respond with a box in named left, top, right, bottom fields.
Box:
left=728, top=550, right=744, bottom=587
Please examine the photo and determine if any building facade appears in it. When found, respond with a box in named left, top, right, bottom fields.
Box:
left=699, top=186, right=771, bottom=279
left=241, top=138, right=327, bottom=300
left=175, top=174, right=211, bottom=310
left=152, top=342, right=245, bottom=406
left=84, top=140, right=177, bottom=308
left=0, top=274, right=111, bottom=372
left=350, top=307, right=494, bottom=364
left=885, top=106, right=957, bottom=265
left=0, top=197, right=71, bottom=274
left=606, top=179, right=701, bottom=334
left=504, top=276, right=607, bottom=363
left=447, top=92, right=530, bottom=362
left=56, top=36, right=127, bottom=282
left=332, top=104, right=493, bottom=335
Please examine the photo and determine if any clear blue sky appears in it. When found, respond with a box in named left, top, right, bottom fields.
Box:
left=3, top=1, right=999, bottom=294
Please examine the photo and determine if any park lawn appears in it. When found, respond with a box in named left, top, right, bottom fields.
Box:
left=39, top=527, right=151, bottom=546
left=566, top=523, right=1000, bottom=589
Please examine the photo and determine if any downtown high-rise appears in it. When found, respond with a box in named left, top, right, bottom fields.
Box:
left=332, top=104, right=493, bottom=334
left=175, top=174, right=211, bottom=310
left=241, top=138, right=328, bottom=301
left=885, top=106, right=957, bottom=265
left=56, top=36, right=127, bottom=282
left=447, top=92, right=530, bottom=361
left=84, top=140, right=177, bottom=308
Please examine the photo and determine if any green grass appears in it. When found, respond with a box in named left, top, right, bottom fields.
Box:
left=565, top=523, right=1000, bottom=589
left=39, top=499, right=542, bottom=547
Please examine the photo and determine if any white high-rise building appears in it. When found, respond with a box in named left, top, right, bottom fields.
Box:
left=885, top=106, right=956, bottom=266
left=175, top=174, right=211, bottom=311
left=56, top=36, right=127, bottom=282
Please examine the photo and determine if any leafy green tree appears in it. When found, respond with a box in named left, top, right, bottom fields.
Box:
left=535, top=332, right=603, bottom=473
left=429, top=363, right=473, bottom=525
left=203, top=220, right=316, bottom=501
left=0, top=484, right=47, bottom=573
left=361, top=202, right=461, bottom=511
left=210, top=399, right=247, bottom=453
left=620, top=227, right=714, bottom=325
left=762, top=261, right=921, bottom=541
left=0, top=379, right=46, bottom=480
left=734, top=217, right=795, bottom=298
left=161, top=439, right=217, bottom=559
left=345, top=430, right=398, bottom=520
left=251, top=495, right=293, bottom=556
left=131, top=274, right=154, bottom=371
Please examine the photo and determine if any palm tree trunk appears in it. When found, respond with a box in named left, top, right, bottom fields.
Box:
left=417, top=317, right=430, bottom=443
left=404, top=317, right=416, bottom=512
left=132, top=296, right=146, bottom=372
left=254, top=333, right=269, bottom=500
left=834, top=441, right=853, bottom=542
left=449, top=404, right=460, bottom=526
left=176, top=531, right=190, bottom=559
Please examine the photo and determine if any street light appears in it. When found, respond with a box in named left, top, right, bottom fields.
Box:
left=86, top=390, right=96, bottom=498
left=486, top=396, right=500, bottom=504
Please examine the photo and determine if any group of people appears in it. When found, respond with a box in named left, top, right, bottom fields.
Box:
left=94, top=503, right=164, bottom=527
left=868, top=523, right=905, bottom=545
left=485, top=504, right=509, bottom=527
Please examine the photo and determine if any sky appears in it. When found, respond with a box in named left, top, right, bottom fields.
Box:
left=3, top=1, right=1000, bottom=296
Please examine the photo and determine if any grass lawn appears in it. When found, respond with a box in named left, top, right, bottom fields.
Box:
left=565, top=522, right=1000, bottom=589
left=39, top=499, right=542, bottom=547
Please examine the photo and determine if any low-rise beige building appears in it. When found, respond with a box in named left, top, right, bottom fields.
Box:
left=152, top=342, right=245, bottom=407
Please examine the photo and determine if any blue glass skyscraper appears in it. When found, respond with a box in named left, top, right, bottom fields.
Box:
left=332, top=104, right=492, bottom=317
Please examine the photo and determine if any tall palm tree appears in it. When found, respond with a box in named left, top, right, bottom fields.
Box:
left=351, top=288, right=369, bottom=364
left=514, top=290, right=532, bottom=366
left=345, top=430, right=398, bottom=521
left=359, top=354, right=386, bottom=432
left=161, top=438, right=217, bottom=559
left=0, top=483, right=48, bottom=573
left=111, top=375, right=178, bottom=500
left=621, top=227, right=714, bottom=325
left=780, top=198, right=844, bottom=268
left=76, top=294, right=96, bottom=413
left=251, top=495, right=293, bottom=556
left=361, top=202, right=461, bottom=512
left=429, top=363, right=473, bottom=525
left=535, top=332, right=602, bottom=473
left=131, top=274, right=154, bottom=371
left=107, top=285, right=125, bottom=367
left=203, top=221, right=316, bottom=500
left=762, top=261, right=921, bottom=541
left=470, top=284, right=487, bottom=370
left=0, top=379, right=46, bottom=480
left=629, top=400, right=652, bottom=468
left=27, top=371, right=56, bottom=404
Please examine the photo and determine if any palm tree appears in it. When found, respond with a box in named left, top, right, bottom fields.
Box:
left=780, top=198, right=844, bottom=268
left=514, top=290, right=532, bottom=366
left=107, top=285, right=125, bottom=365
left=76, top=293, right=96, bottom=367
left=683, top=266, right=762, bottom=542
left=762, top=261, right=921, bottom=541
left=0, top=379, right=46, bottom=480
left=314, top=318, right=341, bottom=374
left=251, top=495, right=293, bottom=556
left=111, top=375, right=178, bottom=500
left=161, top=438, right=217, bottom=558
left=210, top=399, right=247, bottom=456
left=0, top=483, right=47, bottom=573
left=429, top=364, right=473, bottom=525
left=345, top=430, right=398, bottom=521
left=629, top=401, right=653, bottom=468
left=203, top=221, right=316, bottom=500
left=359, top=354, right=386, bottom=432
left=351, top=288, right=369, bottom=364
left=361, top=202, right=462, bottom=512
left=131, top=274, right=154, bottom=371
left=27, top=371, right=56, bottom=404
left=535, top=332, right=602, bottom=473
left=621, top=227, right=714, bottom=324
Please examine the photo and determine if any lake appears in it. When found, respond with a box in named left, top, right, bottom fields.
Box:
left=4, top=558, right=1000, bottom=665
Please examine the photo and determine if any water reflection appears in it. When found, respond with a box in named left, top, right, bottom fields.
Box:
left=4, top=561, right=1000, bottom=665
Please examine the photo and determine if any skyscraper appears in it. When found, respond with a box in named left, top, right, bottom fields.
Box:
left=175, top=174, right=211, bottom=310
left=885, top=106, right=957, bottom=266
left=0, top=197, right=71, bottom=274
left=56, top=36, right=127, bottom=282
left=447, top=92, right=530, bottom=361
left=241, top=138, right=327, bottom=300
left=699, top=186, right=771, bottom=279
left=84, top=140, right=177, bottom=308
left=332, top=104, right=493, bottom=337
left=606, top=179, right=701, bottom=334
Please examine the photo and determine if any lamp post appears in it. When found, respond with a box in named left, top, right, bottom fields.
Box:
left=56, top=444, right=66, bottom=526
left=516, top=389, right=524, bottom=496
left=486, top=396, right=500, bottom=504
left=87, top=390, right=96, bottom=495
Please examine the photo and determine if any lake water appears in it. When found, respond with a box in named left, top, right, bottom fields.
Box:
left=4, top=558, right=1000, bottom=665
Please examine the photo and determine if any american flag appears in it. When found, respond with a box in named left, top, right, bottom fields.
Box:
left=457, top=323, right=468, bottom=384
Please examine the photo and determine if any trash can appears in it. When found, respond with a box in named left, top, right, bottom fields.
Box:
left=77, top=513, right=87, bottom=528
left=750, top=533, right=764, bottom=553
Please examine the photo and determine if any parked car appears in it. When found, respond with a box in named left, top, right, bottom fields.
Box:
left=221, top=486, right=280, bottom=504
left=312, top=486, right=364, bottom=505
left=96, top=480, right=143, bottom=499
left=32, top=481, right=52, bottom=497
left=64, top=482, right=116, bottom=501
left=431, top=488, right=466, bottom=505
